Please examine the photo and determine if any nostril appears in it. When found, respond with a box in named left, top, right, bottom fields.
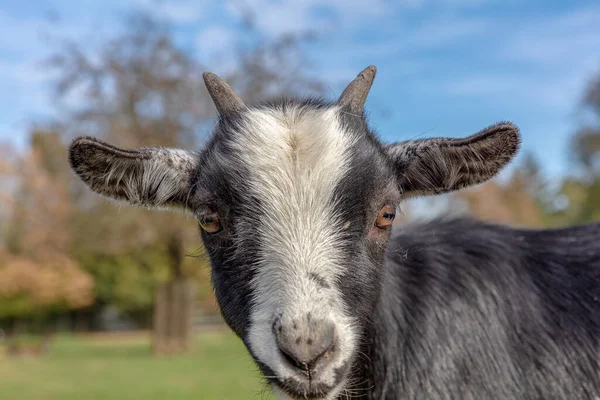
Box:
left=280, top=347, right=310, bottom=372
left=274, top=319, right=337, bottom=372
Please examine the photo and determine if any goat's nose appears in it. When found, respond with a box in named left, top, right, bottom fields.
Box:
left=273, top=318, right=336, bottom=372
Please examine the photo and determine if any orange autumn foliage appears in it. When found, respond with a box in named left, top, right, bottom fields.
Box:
left=457, top=174, right=544, bottom=227
left=0, top=253, right=93, bottom=313
left=0, top=133, right=94, bottom=317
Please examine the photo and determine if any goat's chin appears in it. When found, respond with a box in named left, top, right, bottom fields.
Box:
left=271, top=381, right=346, bottom=400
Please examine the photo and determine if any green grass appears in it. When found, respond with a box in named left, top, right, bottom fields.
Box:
left=0, top=329, right=275, bottom=400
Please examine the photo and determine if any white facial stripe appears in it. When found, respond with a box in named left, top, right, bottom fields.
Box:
left=229, top=105, right=357, bottom=389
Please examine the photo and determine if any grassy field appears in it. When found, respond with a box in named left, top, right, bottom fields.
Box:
left=0, top=328, right=274, bottom=400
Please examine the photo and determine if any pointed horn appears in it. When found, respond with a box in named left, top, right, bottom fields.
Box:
left=338, top=65, right=377, bottom=113
left=203, top=72, right=246, bottom=115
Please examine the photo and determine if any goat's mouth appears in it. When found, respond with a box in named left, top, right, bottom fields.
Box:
left=262, top=359, right=351, bottom=400
left=269, top=377, right=345, bottom=400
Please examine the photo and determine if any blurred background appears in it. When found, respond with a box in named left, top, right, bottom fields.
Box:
left=1, top=0, right=600, bottom=399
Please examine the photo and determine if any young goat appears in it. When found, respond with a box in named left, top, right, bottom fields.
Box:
left=69, top=66, right=600, bottom=400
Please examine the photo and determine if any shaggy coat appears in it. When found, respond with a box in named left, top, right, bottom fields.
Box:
left=365, top=217, right=600, bottom=399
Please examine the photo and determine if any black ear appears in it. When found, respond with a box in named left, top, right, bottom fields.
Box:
left=68, top=137, right=198, bottom=209
left=385, top=122, right=520, bottom=198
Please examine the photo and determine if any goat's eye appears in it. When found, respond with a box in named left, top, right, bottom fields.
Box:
left=375, top=205, right=396, bottom=229
left=198, top=207, right=221, bottom=234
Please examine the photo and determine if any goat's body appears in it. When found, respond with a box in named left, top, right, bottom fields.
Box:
left=357, top=217, right=600, bottom=399
left=70, top=66, right=593, bottom=400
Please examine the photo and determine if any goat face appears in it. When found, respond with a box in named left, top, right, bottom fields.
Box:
left=193, top=101, right=400, bottom=399
left=68, top=66, right=520, bottom=400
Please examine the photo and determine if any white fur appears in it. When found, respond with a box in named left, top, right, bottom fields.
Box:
left=229, top=105, right=358, bottom=395
left=272, top=384, right=346, bottom=400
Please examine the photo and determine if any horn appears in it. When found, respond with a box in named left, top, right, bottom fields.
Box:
left=338, top=65, right=377, bottom=113
left=203, top=72, right=246, bottom=115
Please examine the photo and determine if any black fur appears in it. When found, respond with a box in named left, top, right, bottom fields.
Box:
left=354, top=218, right=600, bottom=399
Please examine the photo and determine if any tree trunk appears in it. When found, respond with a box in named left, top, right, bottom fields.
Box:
left=152, top=282, right=170, bottom=355
left=152, top=278, right=195, bottom=356
left=5, top=317, right=17, bottom=356
left=152, top=232, right=195, bottom=356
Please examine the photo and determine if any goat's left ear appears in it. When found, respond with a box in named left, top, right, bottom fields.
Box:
left=385, top=122, right=520, bottom=198
left=68, top=137, right=198, bottom=210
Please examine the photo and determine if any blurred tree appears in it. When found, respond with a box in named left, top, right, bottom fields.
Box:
left=452, top=152, right=550, bottom=227
left=572, top=127, right=600, bottom=172
left=557, top=69, right=600, bottom=225
left=43, top=10, right=324, bottom=354
left=0, top=141, right=18, bottom=253
left=0, top=130, right=94, bottom=354
left=572, top=72, right=600, bottom=175
left=6, top=131, right=74, bottom=255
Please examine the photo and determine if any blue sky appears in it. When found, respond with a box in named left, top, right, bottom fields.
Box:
left=1, top=0, right=600, bottom=181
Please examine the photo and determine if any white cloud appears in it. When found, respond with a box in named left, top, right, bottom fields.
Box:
left=0, top=7, right=122, bottom=146
left=0, top=61, right=47, bottom=86
left=429, top=74, right=578, bottom=111
left=436, top=0, right=497, bottom=6
left=405, top=14, right=489, bottom=48
left=0, top=11, right=52, bottom=55
left=225, top=0, right=390, bottom=37
left=393, top=0, right=499, bottom=10
left=503, top=7, right=600, bottom=67
left=128, top=0, right=207, bottom=23
left=196, top=25, right=237, bottom=57
left=0, top=59, right=56, bottom=125
left=424, top=6, right=600, bottom=113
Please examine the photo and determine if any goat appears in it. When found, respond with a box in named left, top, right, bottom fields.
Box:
left=68, top=65, right=600, bottom=399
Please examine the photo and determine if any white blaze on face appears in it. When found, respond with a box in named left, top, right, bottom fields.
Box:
left=229, top=105, right=358, bottom=386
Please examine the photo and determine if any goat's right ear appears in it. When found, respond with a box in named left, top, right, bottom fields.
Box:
left=68, top=137, right=198, bottom=210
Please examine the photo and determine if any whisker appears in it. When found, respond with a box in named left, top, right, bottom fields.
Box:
left=338, top=109, right=365, bottom=118
left=405, top=124, right=439, bottom=141
left=357, top=351, right=373, bottom=364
